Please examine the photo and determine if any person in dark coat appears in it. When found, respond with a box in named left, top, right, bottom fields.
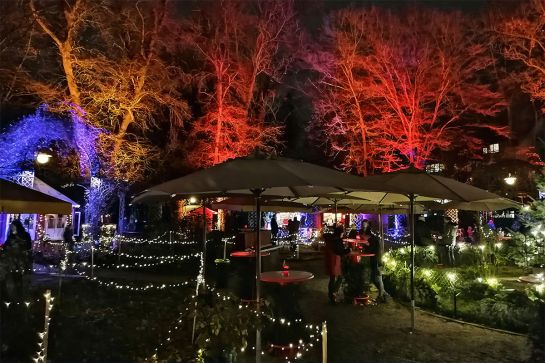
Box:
left=2, top=220, right=32, bottom=299
left=4, top=219, right=32, bottom=272
left=270, top=214, right=279, bottom=240
left=63, top=222, right=74, bottom=264
left=362, top=222, right=389, bottom=302
left=324, top=226, right=350, bottom=304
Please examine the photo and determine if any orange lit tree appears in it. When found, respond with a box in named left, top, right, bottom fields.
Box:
left=28, top=0, right=189, bottom=181
left=305, top=8, right=506, bottom=175
left=27, top=0, right=190, bottom=231
left=183, top=0, right=296, bottom=167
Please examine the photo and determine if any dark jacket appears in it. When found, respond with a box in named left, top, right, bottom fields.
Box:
left=324, top=233, right=349, bottom=276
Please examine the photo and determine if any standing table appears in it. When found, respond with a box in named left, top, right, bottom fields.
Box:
left=260, top=270, right=314, bottom=348
left=230, top=251, right=270, bottom=300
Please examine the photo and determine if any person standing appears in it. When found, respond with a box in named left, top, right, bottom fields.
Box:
left=63, top=222, right=74, bottom=265
left=270, top=214, right=279, bottom=240
left=2, top=220, right=32, bottom=298
left=288, top=217, right=300, bottom=252
left=362, top=222, right=389, bottom=303
left=324, top=226, right=350, bottom=304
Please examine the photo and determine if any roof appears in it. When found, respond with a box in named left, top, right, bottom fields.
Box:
left=32, top=177, right=80, bottom=208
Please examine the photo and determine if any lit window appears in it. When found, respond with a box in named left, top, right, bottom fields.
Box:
left=426, top=163, right=445, bottom=173
left=47, top=215, right=56, bottom=229
left=489, top=143, right=499, bottom=153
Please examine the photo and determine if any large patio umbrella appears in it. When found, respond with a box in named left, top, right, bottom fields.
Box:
left=340, top=168, right=501, bottom=332
left=286, top=194, right=368, bottom=224
left=211, top=196, right=313, bottom=212
left=0, top=178, right=72, bottom=214
left=146, top=152, right=390, bottom=362
left=436, top=197, right=521, bottom=211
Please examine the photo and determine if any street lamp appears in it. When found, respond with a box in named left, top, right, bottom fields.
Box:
left=36, top=152, right=52, bottom=164
left=504, top=173, right=517, bottom=186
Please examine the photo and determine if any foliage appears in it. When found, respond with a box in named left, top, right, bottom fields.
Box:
left=182, top=0, right=296, bottom=168
left=25, top=0, right=189, bottom=182
left=303, top=7, right=506, bottom=174
left=497, top=0, right=545, bottom=112
left=382, top=248, right=541, bottom=333
left=190, top=292, right=260, bottom=362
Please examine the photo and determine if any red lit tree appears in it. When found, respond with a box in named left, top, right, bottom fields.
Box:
left=183, top=0, right=296, bottom=167
left=304, top=8, right=506, bottom=175
left=497, top=0, right=545, bottom=107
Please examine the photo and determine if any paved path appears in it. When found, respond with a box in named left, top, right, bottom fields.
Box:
left=289, top=259, right=531, bottom=363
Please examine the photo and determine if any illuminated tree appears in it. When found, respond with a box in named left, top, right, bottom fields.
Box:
left=28, top=0, right=190, bottom=182
left=304, top=8, right=506, bottom=175
left=183, top=0, right=296, bottom=167
left=497, top=0, right=545, bottom=111
left=26, top=0, right=191, bottom=232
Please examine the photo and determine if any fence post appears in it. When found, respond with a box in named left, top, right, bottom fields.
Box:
left=322, top=321, right=327, bottom=363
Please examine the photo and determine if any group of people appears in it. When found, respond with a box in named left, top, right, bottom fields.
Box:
left=323, top=219, right=389, bottom=305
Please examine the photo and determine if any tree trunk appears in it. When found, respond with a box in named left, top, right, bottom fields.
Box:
left=61, top=43, right=81, bottom=106
left=213, top=64, right=225, bottom=165
left=117, top=184, right=127, bottom=234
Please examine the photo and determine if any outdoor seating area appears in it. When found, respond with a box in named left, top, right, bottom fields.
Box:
left=2, top=1, right=545, bottom=362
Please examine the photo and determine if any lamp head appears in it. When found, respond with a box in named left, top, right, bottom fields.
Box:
left=36, top=152, right=52, bottom=164
left=504, top=174, right=517, bottom=186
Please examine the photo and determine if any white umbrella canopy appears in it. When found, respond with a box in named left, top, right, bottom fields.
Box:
left=130, top=189, right=172, bottom=204
left=150, top=153, right=393, bottom=197
left=211, top=197, right=313, bottom=212
left=286, top=194, right=369, bottom=206
left=346, top=168, right=500, bottom=202
left=434, top=197, right=521, bottom=212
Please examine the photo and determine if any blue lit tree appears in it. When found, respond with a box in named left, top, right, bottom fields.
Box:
left=0, top=105, right=111, bottom=238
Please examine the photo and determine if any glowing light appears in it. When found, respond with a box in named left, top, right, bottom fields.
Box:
left=446, top=272, right=457, bottom=282
left=486, top=277, right=499, bottom=288
left=36, top=152, right=52, bottom=164
left=504, top=174, right=517, bottom=186
left=421, top=269, right=432, bottom=278
left=189, top=196, right=197, bottom=204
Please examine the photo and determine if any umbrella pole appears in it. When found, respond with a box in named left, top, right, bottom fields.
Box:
left=253, top=189, right=264, bottom=363
left=334, top=200, right=338, bottom=226
left=379, top=206, right=384, bottom=254
left=409, top=193, right=416, bottom=333
left=202, top=199, right=207, bottom=291
left=191, top=198, right=208, bottom=344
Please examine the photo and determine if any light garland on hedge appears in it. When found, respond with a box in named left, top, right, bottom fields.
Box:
left=74, top=270, right=194, bottom=291
left=82, top=252, right=200, bottom=269
left=151, top=286, right=322, bottom=362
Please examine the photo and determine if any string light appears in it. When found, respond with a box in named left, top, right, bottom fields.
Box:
left=151, top=285, right=323, bottom=361
left=33, top=290, right=54, bottom=363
